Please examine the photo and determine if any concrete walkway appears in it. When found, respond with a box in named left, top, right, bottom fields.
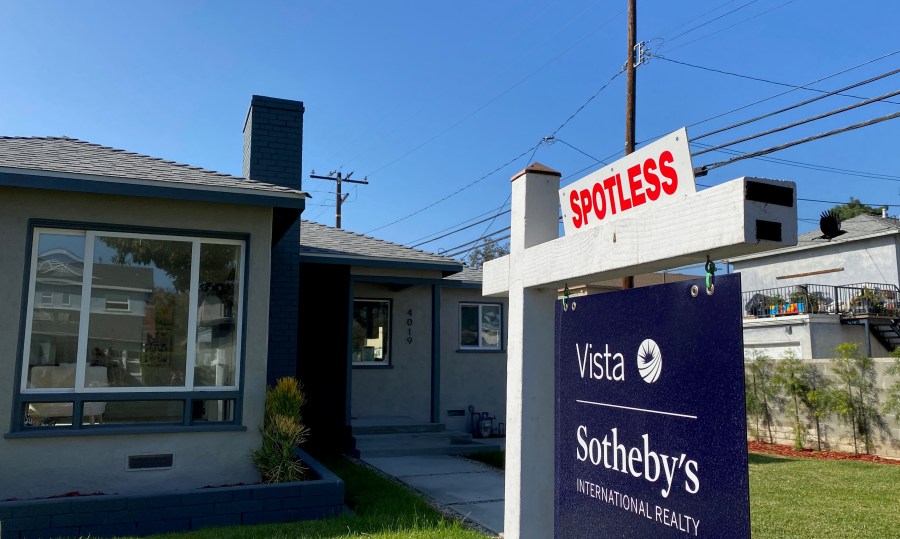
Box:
left=362, top=454, right=505, bottom=536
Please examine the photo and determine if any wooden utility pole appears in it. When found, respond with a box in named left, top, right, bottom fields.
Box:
left=623, top=0, right=638, bottom=289
left=309, top=170, right=369, bottom=228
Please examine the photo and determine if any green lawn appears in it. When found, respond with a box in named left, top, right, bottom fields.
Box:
left=148, top=456, right=489, bottom=539
left=749, top=452, right=900, bottom=539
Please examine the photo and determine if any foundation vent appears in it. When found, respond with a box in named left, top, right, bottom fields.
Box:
left=127, top=453, right=174, bottom=470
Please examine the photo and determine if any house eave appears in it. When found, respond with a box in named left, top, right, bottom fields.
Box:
left=0, top=168, right=308, bottom=210
left=299, top=252, right=462, bottom=276
left=728, top=228, right=900, bottom=264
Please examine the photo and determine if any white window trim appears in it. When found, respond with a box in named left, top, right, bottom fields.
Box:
left=20, top=228, right=244, bottom=395
left=459, top=302, right=503, bottom=350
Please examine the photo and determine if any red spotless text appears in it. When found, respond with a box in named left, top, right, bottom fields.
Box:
left=558, top=128, right=696, bottom=235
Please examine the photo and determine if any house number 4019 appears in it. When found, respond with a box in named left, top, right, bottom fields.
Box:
left=406, top=309, right=413, bottom=344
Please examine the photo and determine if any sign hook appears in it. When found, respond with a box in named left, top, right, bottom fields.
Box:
left=562, top=284, right=570, bottom=311
left=705, top=256, right=717, bottom=295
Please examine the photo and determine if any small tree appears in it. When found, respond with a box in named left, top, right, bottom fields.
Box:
left=883, top=348, right=900, bottom=422
left=745, top=352, right=779, bottom=443
left=251, top=377, right=310, bottom=483
left=465, top=237, right=510, bottom=269
left=832, top=343, right=883, bottom=454
left=804, top=367, right=835, bottom=451
left=772, top=350, right=813, bottom=450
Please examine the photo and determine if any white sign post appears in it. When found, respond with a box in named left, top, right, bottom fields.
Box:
left=484, top=135, right=797, bottom=539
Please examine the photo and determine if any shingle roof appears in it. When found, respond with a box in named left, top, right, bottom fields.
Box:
left=729, top=214, right=900, bottom=262
left=299, top=220, right=463, bottom=272
left=0, top=136, right=304, bottom=197
left=443, top=266, right=483, bottom=283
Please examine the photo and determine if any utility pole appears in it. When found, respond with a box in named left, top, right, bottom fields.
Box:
left=309, top=170, right=369, bottom=228
left=623, top=0, right=639, bottom=290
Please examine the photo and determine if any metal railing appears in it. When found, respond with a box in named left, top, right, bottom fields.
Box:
left=742, top=283, right=900, bottom=319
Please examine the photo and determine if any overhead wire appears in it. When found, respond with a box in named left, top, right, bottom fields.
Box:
left=410, top=209, right=512, bottom=248
left=637, top=49, right=900, bottom=144
left=691, top=88, right=900, bottom=157
left=363, top=142, right=540, bottom=234
left=406, top=202, right=511, bottom=246
left=694, top=111, right=900, bottom=175
left=657, top=57, right=900, bottom=110
left=663, top=0, right=799, bottom=53
left=664, top=0, right=762, bottom=43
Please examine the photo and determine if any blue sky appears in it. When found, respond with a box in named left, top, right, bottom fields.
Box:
left=2, top=1, right=899, bottom=263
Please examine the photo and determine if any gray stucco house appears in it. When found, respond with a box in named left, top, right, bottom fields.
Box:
left=297, top=221, right=508, bottom=454
left=0, top=94, right=508, bottom=519
left=729, top=213, right=900, bottom=359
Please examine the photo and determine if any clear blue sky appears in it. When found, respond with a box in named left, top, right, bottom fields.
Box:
left=2, top=1, right=898, bottom=263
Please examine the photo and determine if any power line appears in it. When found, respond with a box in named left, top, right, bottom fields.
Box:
left=441, top=229, right=512, bottom=259
left=364, top=143, right=539, bottom=235
left=664, top=0, right=798, bottom=53
left=665, top=0, right=761, bottom=43
left=358, top=8, right=625, bottom=179
left=690, top=141, right=900, bottom=182
left=406, top=202, right=511, bottom=246
left=550, top=69, right=625, bottom=137
left=658, top=56, right=900, bottom=109
left=410, top=209, right=512, bottom=248
left=797, top=198, right=898, bottom=207
left=638, top=50, right=900, bottom=144
left=694, top=111, right=900, bottom=175
left=655, top=0, right=742, bottom=39
left=692, top=88, right=900, bottom=157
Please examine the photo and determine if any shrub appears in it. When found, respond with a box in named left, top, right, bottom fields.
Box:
left=251, top=377, right=310, bottom=483
left=745, top=352, right=779, bottom=443
left=832, top=343, right=884, bottom=454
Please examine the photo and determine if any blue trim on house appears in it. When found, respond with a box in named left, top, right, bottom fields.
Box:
left=431, top=285, right=441, bottom=423
left=8, top=219, right=252, bottom=436
left=300, top=253, right=461, bottom=275
left=352, top=275, right=467, bottom=287
left=0, top=171, right=306, bottom=210
left=344, top=279, right=354, bottom=428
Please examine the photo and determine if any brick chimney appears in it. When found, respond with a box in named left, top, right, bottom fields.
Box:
left=243, top=95, right=305, bottom=188
left=243, top=95, right=304, bottom=384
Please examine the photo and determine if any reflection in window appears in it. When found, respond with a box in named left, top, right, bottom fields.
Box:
left=195, top=243, right=241, bottom=387
left=352, top=299, right=390, bottom=364
left=460, top=303, right=502, bottom=350
left=90, top=236, right=191, bottom=388
left=19, top=227, right=245, bottom=430
left=26, top=233, right=86, bottom=389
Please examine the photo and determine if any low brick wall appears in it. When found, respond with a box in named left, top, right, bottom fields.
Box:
left=0, top=449, right=344, bottom=539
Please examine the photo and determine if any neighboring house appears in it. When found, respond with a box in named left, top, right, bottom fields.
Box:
left=296, top=222, right=508, bottom=452
left=0, top=96, right=307, bottom=501
left=729, top=214, right=900, bottom=359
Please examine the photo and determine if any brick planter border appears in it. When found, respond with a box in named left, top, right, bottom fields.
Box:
left=0, top=448, right=344, bottom=539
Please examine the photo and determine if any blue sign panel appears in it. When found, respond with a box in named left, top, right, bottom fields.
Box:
left=555, top=273, right=750, bottom=538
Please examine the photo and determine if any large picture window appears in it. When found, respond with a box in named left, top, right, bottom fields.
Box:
left=352, top=299, right=391, bottom=365
left=18, top=227, right=244, bottom=431
left=459, top=303, right=502, bottom=350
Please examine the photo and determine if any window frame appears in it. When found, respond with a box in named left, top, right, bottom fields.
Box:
left=458, top=302, right=504, bottom=352
left=351, top=298, right=392, bottom=367
left=9, top=221, right=250, bottom=435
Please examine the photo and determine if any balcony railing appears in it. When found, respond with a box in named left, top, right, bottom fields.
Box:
left=742, top=282, right=900, bottom=319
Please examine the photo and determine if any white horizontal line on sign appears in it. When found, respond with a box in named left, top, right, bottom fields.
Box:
left=576, top=399, right=698, bottom=420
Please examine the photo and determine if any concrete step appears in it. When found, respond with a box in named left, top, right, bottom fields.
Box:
left=351, top=417, right=447, bottom=435
left=354, top=431, right=505, bottom=458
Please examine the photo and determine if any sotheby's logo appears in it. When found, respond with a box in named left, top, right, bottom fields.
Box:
left=636, top=339, right=662, bottom=383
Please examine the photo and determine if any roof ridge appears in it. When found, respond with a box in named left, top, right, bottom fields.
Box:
left=300, top=220, right=457, bottom=262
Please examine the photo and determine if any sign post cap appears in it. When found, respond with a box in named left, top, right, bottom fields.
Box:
left=512, top=162, right=562, bottom=182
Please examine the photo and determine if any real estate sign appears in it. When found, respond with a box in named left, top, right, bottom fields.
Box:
left=555, top=273, right=750, bottom=538
left=558, top=127, right=696, bottom=236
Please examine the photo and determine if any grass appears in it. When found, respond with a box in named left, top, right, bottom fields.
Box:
left=748, top=452, right=900, bottom=539
left=146, top=456, right=489, bottom=539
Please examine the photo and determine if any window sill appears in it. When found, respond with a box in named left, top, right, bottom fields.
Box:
left=352, top=363, right=393, bottom=369
left=5, top=424, right=247, bottom=439
left=456, top=348, right=505, bottom=354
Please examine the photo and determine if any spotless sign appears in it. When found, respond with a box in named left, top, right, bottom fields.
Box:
left=558, top=128, right=695, bottom=236
left=555, top=274, right=750, bottom=538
